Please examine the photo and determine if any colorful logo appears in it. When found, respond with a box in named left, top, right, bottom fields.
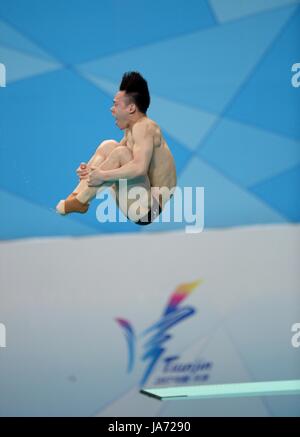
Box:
left=116, top=280, right=206, bottom=386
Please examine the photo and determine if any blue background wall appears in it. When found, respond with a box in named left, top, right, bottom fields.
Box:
left=0, top=0, right=299, bottom=239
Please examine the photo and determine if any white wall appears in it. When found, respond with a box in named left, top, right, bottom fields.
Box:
left=0, top=224, right=299, bottom=416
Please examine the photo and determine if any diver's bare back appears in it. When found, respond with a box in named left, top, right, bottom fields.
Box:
left=125, top=117, right=177, bottom=199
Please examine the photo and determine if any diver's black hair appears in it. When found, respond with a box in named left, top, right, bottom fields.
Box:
left=119, top=71, right=150, bottom=114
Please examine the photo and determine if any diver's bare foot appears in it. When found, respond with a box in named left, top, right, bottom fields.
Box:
left=56, top=197, right=89, bottom=215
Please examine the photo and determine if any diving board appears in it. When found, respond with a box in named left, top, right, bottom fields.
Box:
left=140, top=379, right=300, bottom=400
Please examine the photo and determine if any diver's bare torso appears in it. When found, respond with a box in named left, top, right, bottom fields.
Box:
left=122, top=117, right=177, bottom=209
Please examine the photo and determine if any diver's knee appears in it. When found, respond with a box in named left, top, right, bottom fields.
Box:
left=96, top=139, right=119, bottom=155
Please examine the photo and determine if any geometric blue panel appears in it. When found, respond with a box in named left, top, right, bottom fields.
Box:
left=0, top=68, right=123, bottom=231
left=179, top=156, right=285, bottom=228
left=226, top=8, right=300, bottom=140
left=1, top=1, right=299, bottom=239
left=0, top=189, right=98, bottom=240
left=209, top=0, right=300, bottom=23
left=0, top=0, right=216, bottom=64
left=0, top=45, right=61, bottom=83
left=0, top=20, right=54, bottom=60
left=149, top=95, right=218, bottom=152
left=198, top=117, right=300, bottom=187
left=250, top=164, right=300, bottom=221
left=78, top=5, right=297, bottom=114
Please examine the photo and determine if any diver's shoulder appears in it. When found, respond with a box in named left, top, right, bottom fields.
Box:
left=132, top=116, right=160, bottom=134
left=145, top=116, right=158, bottom=127
left=145, top=117, right=162, bottom=135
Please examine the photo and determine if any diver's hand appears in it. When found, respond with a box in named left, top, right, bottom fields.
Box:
left=87, top=168, right=104, bottom=187
left=76, top=162, right=90, bottom=180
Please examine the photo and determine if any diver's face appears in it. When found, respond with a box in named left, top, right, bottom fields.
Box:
left=111, top=91, right=130, bottom=130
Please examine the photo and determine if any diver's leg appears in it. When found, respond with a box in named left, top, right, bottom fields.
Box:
left=75, top=146, right=133, bottom=204
left=72, top=139, right=120, bottom=195
left=56, top=140, right=120, bottom=214
left=56, top=145, right=133, bottom=214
